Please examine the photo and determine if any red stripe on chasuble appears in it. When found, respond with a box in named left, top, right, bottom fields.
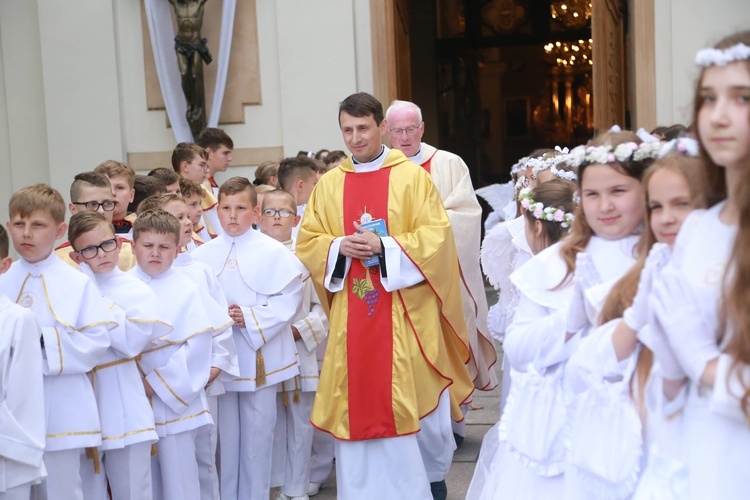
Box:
left=343, top=167, right=396, bottom=439
left=420, top=149, right=438, bottom=174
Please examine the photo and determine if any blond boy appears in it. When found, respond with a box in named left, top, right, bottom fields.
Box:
left=179, top=177, right=208, bottom=249
left=0, top=224, right=46, bottom=499
left=138, top=194, right=239, bottom=500
left=260, top=190, right=328, bottom=500
left=68, top=212, right=169, bottom=500
left=192, top=178, right=305, bottom=500
left=172, top=142, right=222, bottom=238
left=55, top=172, right=137, bottom=271
left=129, top=210, right=232, bottom=500
left=0, top=184, right=115, bottom=500
left=94, top=160, right=137, bottom=238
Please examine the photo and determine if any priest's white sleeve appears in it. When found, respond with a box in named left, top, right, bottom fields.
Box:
left=42, top=290, right=113, bottom=376
left=324, top=237, right=351, bottom=292
left=239, top=277, right=305, bottom=351
left=379, top=236, right=424, bottom=291
left=144, top=332, right=213, bottom=413
left=504, top=297, right=575, bottom=373
left=0, top=308, right=45, bottom=468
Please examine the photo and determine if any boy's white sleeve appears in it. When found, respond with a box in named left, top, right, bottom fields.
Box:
left=109, top=302, right=161, bottom=359
left=294, top=283, right=329, bottom=354
left=43, top=286, right=114, bottom=376
left=203, top=270, right=239, bottom=376
left=239, top=277, right=304, bottom=351
left=144, top=332, right=213, bottom=413
left=0, top=308, right=46, bottom=467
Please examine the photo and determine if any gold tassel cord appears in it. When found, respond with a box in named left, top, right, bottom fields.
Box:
left=293, top=376, right=300, bottom=403
left=85, top=447, right=101, bottom=474
left=256, top=348, right=266, bottom=386
left=151, top=443, right=158, bottom=457
left=281, top=381, right=289, bottom=407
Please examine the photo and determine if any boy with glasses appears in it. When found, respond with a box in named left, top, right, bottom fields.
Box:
left=55, top=172, right=137, bottom=271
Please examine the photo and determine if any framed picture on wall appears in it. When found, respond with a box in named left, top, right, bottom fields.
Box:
left=505, top=97, right=530, bottom=138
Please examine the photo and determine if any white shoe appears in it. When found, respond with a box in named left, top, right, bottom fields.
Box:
left=274, top=492, right=309, bottom=500
left=307, top=482, right=322, bottom=496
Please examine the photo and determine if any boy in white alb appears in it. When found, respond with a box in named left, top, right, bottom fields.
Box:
left=261, top=190, right=329, bottom=500
left=67, top=212, right=171, bottom=500
left=129, top=210, right=233, bottom=500
left=0, top=184, right=114, bottom=500
left=192, top=177, right=306, bottom=500
left=0, top=224, right=46, bottom=500
left=139, top=193, right=239, bottom=500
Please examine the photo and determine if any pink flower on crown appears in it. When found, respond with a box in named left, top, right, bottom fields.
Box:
left=554, top=209, right=564, bottom=222
left=533, top=206, right=543, bottom=218
left=521, top=198, right=530, bottom=209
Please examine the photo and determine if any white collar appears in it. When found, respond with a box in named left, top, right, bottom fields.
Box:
left=352, top=146, right=389, bottom=172
left=18, top=252, right=59, bottom=277
left=407, top=144, right=424, bottom=165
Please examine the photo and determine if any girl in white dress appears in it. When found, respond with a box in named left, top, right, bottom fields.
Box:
left=564, top=143, right=708, bottom=499
left=648, top=30, right=750, bottom=499
left=468, top=130, right=659, bottom=499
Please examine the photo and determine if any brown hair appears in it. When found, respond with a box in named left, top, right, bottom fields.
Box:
left=706, top=30, right=750, bottom=422
left=523, top=179, right=577, bottom=248
left=94, top=160, right=136, bottom=189
left=0, top=225, right=8, bottom=259
left=130, top=175, right=167, bottom=213
left=137, top=193, right=185, bottom=214
left=598, top=152, right=709, bottom=411
left=261, top=189, right=297, bottom=212
left=196, top=127, right=234, bottom=151
left=277, top=157, right=317, bottom=191
left=148, top=167, right=180, bottom=186
left=171, top=142, right=207, bottom=173
left=324, top=150, right=347, bottom=167
left=133, top=209, right=180, bottom=245
left=9, top=184, right=66, bottom=224
left=339, top=92, right=384, bottom=125
left=179, top=177, right=204, bottom=199
left=555, top=131, right=651, bottom=289
left=68, top=211, right=114, bottom=250
left=253, top=160, right=279, bottom=186
left=70, top=172, right=112, bottom=202
left=218, top=176, right=258, bottom=206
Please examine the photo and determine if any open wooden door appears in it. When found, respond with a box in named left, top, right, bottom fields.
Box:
left=592, top=0, right=627, bottom=131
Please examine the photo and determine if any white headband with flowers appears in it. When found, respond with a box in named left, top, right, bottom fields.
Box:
left=519, top=187, right=575, bottom=229
left=511, top=156, right=529, bottom=176
left=658, top=137, right=699, bottom=158
left=695, top=43, right=750, bottom=67
left=564, top=141, right=661, bottom=169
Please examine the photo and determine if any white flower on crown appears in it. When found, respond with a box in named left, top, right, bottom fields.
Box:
left=614, top=142, right=638, bottom=162
left=550, top=164, right=578, bottom=182
left=566, top=145, right=587, bottom=168
left=696, top=43, right=750, bottom=67
left=633, top=141, right=661, bottom=161
left=588, top=146, right=610, bottom=165
left=658, top=137, right=700, bottom=158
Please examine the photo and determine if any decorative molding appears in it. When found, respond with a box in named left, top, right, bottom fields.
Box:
left=632, top=0, right=656, bottom=130
left=370, top=0, right=398, bottom=107
left=592, top=0, right=626, bottom=131
left=139, top=0, right=261, bottom=126
left=127, top=146, right=284, bottom=171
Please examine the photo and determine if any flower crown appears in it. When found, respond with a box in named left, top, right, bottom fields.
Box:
left=511, top=156, right=529, bottom=176
left=658, top=137, right=699, bottom=158
left=518, top=187, right=575, bottom=229
left=564, top=141, right=661, bottom=169
left=696, top=43, right=750, bottom=67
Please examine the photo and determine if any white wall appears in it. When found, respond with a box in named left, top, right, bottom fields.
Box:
left=654, top=0, right=750, bottom=127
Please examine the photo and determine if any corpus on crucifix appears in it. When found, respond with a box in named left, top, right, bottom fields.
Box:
left=169, top=0, right=212, bottom=136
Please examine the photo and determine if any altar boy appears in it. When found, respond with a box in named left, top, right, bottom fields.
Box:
left=260, top=189, right=329, bottom=500
left=0, top=184, right=114, bottom=500
left=192, top=177, right=306, bottom=500
left=0, top=224, right=46, bottom=499
left=130, top=210, right=233, bottom=500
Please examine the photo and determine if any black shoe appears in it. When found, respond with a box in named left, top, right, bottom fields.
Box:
left=453, top=432, right=464, bottom=448
left=430, top=480, right=447, bottom=500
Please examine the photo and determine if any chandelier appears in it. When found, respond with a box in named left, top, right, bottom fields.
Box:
left=550, top=1, right=592, bottom=29
left=544, top=39, right=593, bottom=68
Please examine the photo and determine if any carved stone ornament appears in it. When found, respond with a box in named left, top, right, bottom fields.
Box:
left=483, top=0, right=526, bottom=34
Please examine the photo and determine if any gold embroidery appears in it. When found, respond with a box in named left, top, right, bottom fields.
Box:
left=155, top=409, right=211, bottom=426
left=47, top=430, right=101, bottom=439
left=301, top=273, right=312, bottom=282
left=14, top=273, right=32, bottom=303
left=154, top=369, right=189, bottom=406
left=102, top=427, right=156, bottom=441
left=43, top=274, right=117, bottom=331
left=303, top=318, right=319, bottom=346
left=233, top=360, right=298, bottom=381
left=54, top=327, right=63, bottom=375
left=300, top=375, right=319, bottom=379
left=250, top=308, right=266, bottom=344
left=92, top=357, right=135, bottom=371
left=213, top=320, right=234, bottom=334
left=127, top=318, right=173, bottom=327
left=156, top=326, right=214, bottom=345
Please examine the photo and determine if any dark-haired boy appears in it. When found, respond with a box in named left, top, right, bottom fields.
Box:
left=0, top=224, right=46, bottom=499
left=172, top=142, right=222, bottom=238
left=130, top=210, right=232, bottom=500
left=0, top=184, right=114, bottom=500
left=192, top=177, right=305, bottom=500
left=277, top=157, right=318, bottom=239
left=196, top=127, right=234, bottom=197
left=148, top=167, right=181, bottom=194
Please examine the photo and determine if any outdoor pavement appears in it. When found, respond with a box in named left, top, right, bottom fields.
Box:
left=312, top=342, right=504, bottom=500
